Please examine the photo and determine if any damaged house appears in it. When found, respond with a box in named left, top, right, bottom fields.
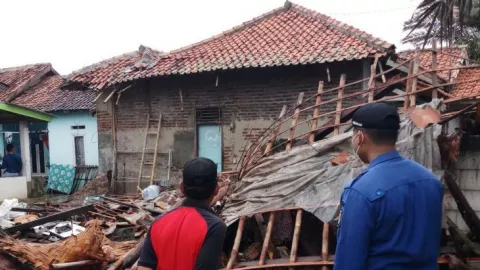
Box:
left=0, top=63, right=99, bottom=198
left=62, top=1, right=396, bottom=193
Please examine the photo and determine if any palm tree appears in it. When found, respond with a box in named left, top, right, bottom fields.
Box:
left=403, top=0, right=480, bottom=49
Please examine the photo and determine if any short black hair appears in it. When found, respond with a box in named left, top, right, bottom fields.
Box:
left=6, top=144, right=14, bottom=152
left=183, top=183, right=217, bottom=200
left=356, top=127, right=398, bottom=146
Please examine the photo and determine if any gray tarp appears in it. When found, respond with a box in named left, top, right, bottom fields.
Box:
left=222, top=101, right=444, bottom=226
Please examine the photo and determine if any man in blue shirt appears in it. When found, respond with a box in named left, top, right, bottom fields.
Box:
left=1, top=144, right=22, bottom=177
left=334, top=103, right=443, bottom=270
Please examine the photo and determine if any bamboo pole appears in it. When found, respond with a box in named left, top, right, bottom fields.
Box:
left=308, top=82, right=324, bottom=143
left=289, top=209, right=303, bottom=270
left=410, top=48, right=420, bottom=106
left=367, top=56, right=379, bottom=102
left=286, top=93, right=304, bottom=151
left=404, top=60, right=414, bottom=110
left=226, top=216, right=247, bottom=270
left=334, top=75, right=346, bottom=136
left=259, top=212, right=275, bottom=265
left=321, top=222, right=329, bottom=270
left=431, top=39, right=438, bottom=99
left=264, top=105, right=288, bottom=155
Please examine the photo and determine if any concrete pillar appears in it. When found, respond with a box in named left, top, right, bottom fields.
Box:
left=19, top=121, right=31, bottom=181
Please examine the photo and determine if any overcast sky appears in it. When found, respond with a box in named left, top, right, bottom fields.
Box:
left=0, top=0, right=420, bottom=74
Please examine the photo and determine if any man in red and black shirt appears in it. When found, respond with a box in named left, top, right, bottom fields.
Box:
left=138, top=157, right=227, bottom=270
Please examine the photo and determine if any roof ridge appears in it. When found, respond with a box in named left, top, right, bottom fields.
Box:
left=289, top=3, right=393, bottom=52
left=168, top=5, right=288, bottom=54
left=0, top=63, right=52, bottom=73
left=398, top=46, right=466, bottom=55
left=168, top=1, right=393, bottom=55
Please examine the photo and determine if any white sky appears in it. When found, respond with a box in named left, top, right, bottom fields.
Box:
left=0, top=0, right=420, bottom=74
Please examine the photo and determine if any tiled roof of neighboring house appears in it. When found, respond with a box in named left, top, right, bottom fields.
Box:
left=12, top=75, right=95, bottom=111
left=0, top=63, right=95, bottom=112
left=64, top=1, right=394, bottom=90
left=0, top=63, right=53, bottom=101
left=397, top=47, right=467, bottom=81
left=451, top=67, right=480, bottom=97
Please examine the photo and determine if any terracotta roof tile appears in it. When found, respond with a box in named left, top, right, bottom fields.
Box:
left=451, top=67, right=480, bottom=98
left=12, top=75, right=95, bottom=112
left=0, top=64, right=52, bottom=101
left=0, top=63, right=94, bottom=112
left=65, top=2, right=394, bottom=90
left=397, top=47, right=467, bottom=81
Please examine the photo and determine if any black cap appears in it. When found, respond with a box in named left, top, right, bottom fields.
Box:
left=182, top=157, right=218, bottom=188
left=352, top=102, right=400, bottom=130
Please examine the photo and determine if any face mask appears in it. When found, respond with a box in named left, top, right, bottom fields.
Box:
left=351, top=132, right=363, bottom=161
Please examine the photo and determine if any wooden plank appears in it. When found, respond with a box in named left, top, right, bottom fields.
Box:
left=264, top=105, right=288, bottom=155
left=150, top=114, right=163, bottom=185
left=259, top=212, right=275, bottom=265
left=286, top=93, right=304, bottom=151
left=321, top=222, right=329, bottom=270
left=378, top=60, right=387, bottom=83
left=404, top=61, right=415, bottom=110
left=333, top=75, right=346, bottom=136
left=137, top=114, right=151, bottom=190
left=308, top=82, right=324, bottom=143
left=367, top=56, right=379, bottom=102
left=3, top=205, right=94, bottom=234
left=410, top=48, right=420, bottom=106
left=444, top=171, right=480, bottom=241
left=431, top=39, right=438, bottom=99
left=226, top=216, right=247, bottom=269
left=103, top=88, right=117, bottom=103
left=289, top=209, right=303, bottom=269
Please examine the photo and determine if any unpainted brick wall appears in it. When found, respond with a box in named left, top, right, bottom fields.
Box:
left=97, top=60, right=368, bottom=187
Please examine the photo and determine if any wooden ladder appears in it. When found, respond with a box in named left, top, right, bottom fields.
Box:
left=137, top=113, right=163, bottom=191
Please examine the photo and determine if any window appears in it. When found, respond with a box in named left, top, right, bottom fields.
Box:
left=71, top=125, right=86, bottom=130
left=74, top=136, right=85, bottom=166
left=196, top=107, right=222, bottom=124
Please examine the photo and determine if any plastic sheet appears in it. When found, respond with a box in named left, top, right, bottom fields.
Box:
left=222, top=101, right=444, bottom=225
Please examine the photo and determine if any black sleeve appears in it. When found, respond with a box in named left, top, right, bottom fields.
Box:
left=138, top=228, right=158, bottom=269
left=195, top=220, right=227, bottom=270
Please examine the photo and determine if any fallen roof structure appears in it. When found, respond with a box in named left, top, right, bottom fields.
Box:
left=218, top=45, right=480, bottom=269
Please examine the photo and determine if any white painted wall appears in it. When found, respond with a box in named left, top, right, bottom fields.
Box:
left=0, top=176, right=28, bottom=200
left=48, top=111, right=99, bottom=166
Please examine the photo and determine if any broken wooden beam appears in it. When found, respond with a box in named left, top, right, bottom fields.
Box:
left=226, top=216, right=247, bottom=269
left=286, top=93, right=304, bottom=151
left=333, top=75, right=346, bottom=136
left=431, top=39, right=438, bottom=99
left=444, top=171, right=480, bottom=242
left=259, top=212, right=275, bottom=265
left=50, top=260, right=101, bottom=269
left=101, top=196, right=163, bottom=215
left=3, top=205, right=94, bottom=234
left=447, top=216, right=480, bottom=256
left=107, top=237, right=145, bottom=270
left=289, top=209, right=303, bottom=269
left=308, top=82, right=324, bottom=143
left=264, top=105, right=288, bottom=155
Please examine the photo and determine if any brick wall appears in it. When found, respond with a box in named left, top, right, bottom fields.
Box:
left=97, top=60, right=367, bottom=191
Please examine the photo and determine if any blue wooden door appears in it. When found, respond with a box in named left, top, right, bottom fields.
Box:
left=198, top=125, right=222, bottom=172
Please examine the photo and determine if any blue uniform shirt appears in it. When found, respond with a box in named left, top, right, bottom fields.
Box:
left=2, top=153, right=22, bottom=174
left=334, top=150, right=443, bottom=270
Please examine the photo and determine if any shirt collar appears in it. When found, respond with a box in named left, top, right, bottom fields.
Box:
left=369, top=150, right=402, bottom=169
left=181, top=198, right=215, bottom=214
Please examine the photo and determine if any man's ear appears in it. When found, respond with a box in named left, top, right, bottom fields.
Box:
left=212, top=183, right=219, bottom=197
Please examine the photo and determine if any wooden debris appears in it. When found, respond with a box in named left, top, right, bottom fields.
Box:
left=107, top=237, right=145, bottom=270
left=286, top=93, right=304, bottom=151
left=226, top=216, right=246, bottom=269
left=334, top=75, right=346, bottom=136
left=244, top=242, right=262, bottom=261
left=444, top=171, right=480, bottom=241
